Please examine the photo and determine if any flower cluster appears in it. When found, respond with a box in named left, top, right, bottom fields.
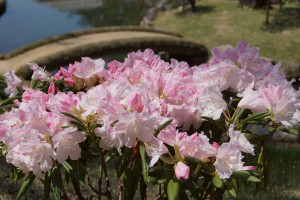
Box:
left=1, top=41, right=299, bottom=199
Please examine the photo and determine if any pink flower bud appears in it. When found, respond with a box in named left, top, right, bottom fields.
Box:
left=175, top=161, right=190, bottom=180
left=239, top=166, right=257, bottom=171
left=212, top=142, right=220, bottom=150
left=48, top=82, right=55, bottom=94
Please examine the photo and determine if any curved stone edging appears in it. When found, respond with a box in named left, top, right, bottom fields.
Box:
left=0, top=26, right=182, bottom=60
left=15, top=37, right=208, bottom=78
left=0, top=29, right=208, bottom=79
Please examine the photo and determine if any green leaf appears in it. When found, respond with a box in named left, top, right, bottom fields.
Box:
left=17, top=172, right=35, bottom=199
left=185, top=157, right=211, bottom=172
left=157, top=174, right=172, bottom=184
left=140, top=175, right=147, bottom=200
left=139, top=144, right=149, bottom=184
left=160, top=155, right=176, bottom=165
left=231, top=171, right=261, bottom=182
left=69, top=120, right=87, bottom=131
left=212, top=175, right=223, bottom=188
left=54, top=79, right=65, bottom=86
left=237, top=111, right=269, bottom=128
left=61, top=112, right=83, bottom=123
left=148, top=165, right=170, bottom=173
left=104, top=148, right=119, bottom=162
left=185, top=179, right=200, bottom=199
left=0, top=95, right=21, bottom=107
left=179, top=189, right=189, bottom=200
left=224, top=180, right=237, bottom=198
left=228, top=188, right=237, bottom=198
left=233, top=108, right=246, bottom=124
left=278, top=127, right=299, bottom=135
left=154, top=119, right=173, bottom=137
left=0, top=78, right=7, bottom=87
left=118, top=147, right=133, bottom=175
left=167, top=178, right=180, bottom=200
left=201, top=116, right=226, bottom=130
left=123, top=165, right=140, bottom=200
left=62, top=161, right=85, bottom=187
left=51, top=166, right=62, bottom=200
left=44, top=171, right=51, bottom=200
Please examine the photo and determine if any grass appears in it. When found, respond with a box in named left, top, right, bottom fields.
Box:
left=153, top=0, right=300, bottom=77
left=226, top=143, right=300, bottom=200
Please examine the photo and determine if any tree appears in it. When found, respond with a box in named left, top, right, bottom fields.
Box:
left=182, top=0, right=197, bottom=12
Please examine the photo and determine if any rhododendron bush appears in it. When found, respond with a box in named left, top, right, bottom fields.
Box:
left=0, top=41, right=299, bottom=200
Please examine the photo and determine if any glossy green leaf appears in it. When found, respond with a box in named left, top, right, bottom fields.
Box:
left=228, top=188, right=237, bottom=198
left=154, top=119, right=173, bottom=136
left=17, top=172, right=35, bottom=199
left=148, top=165, right=170, bottom=173
left=44, top=171, right=51, bottom=200
left=61, top=112, right=83, bottom=123
left=167, top=178, right=180, bottom=200
left=0, top=95, right=21, bottom=107
left=157, top=174, right=172, bottom=184
left=179, top=189, right=189, bottom=200
left=54, top=79, right=65, bottom=86
left=231, top=171, right=261, bottom=182
left=104, top=148, right=119, bottom=162
left=123, top=167, right=139, bottom=200
left=160, top=155, right=176, bottom=165
left=232, top=108, right=246, bottom=124
left=185, top=156, right=211, bottom=172
left=69, top=120, right=86, bottom=131
left=212, top=175, right=223, bottom=188
left=140, top=175, right=147, bottom=200
left=118, top=147, right=133, bottom=175
left=278, top=127, right=299, bottom=135
left=185, top=179, right=200, bottom=199
left=62, top=161, right=85, bottom=187
left=51, top=166, right=62, bottom=200
left=237, top=111, right=269, bottom=128
left=139, top=144, right=149, bottom=184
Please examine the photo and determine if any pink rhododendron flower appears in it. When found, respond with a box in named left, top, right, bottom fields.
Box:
left=72, top=57, right=105, bottom=79
left=47, top=91, right=84, bottom=113
left=192, top=60, right=254, bottom=93
left=29, top=63, right=51, bottom=82
left=214, top=143, right=244, bottom=179
left=238, top=87, right=266, bottom=113
left=178, top=132, right=217, bottom=160
left=52, top=127, right=86, bottom=163
left=4, top=126, right=55, bottom=177
left=239, top=84, right=299, bottom=124
left=4, top=70, right=22, bottom=97
left=175, top=161, right=190, bottom=180
left=228, top=124, right=254, bottom=155
left=209, top=41, right=273, bottom=82
left=145, top=137, right=168, bottom=167
left=198, top=86, right=227, bottom=120
left=259, top=84, right=299, bottom=123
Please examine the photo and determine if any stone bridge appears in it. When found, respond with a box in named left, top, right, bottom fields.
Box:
left=0, top=26, right=208, bottom=79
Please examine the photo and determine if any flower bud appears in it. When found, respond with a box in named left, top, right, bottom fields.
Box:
left=175, top=161, right=190, bottom=180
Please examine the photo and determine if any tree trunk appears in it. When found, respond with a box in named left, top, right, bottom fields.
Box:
left=189, top=0, right=196, bottom=12
left=266, top=0, right=270, bottom=25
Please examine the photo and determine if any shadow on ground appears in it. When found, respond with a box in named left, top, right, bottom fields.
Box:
left=263, top=7, right=300, bottom=32
left=175, top=4, right=215, bottom=17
